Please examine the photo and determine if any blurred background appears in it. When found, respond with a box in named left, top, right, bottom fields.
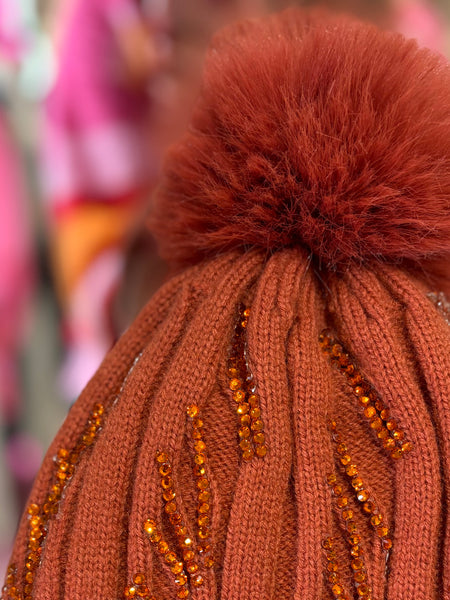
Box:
left=0, top=0, right=449, bottom=579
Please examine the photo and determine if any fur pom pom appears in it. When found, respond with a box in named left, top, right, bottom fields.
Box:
left=150, top=9, right=450, bottom=270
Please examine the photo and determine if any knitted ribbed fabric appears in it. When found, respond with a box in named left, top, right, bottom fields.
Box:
left=3, top=9, right=450, bottom=600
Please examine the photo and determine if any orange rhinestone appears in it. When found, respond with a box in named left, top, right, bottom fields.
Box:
left=350, top=545, right=363, bottom=558
left=391, top=447, right=404, bottom=460
left=392, top=429, right=404, bottom=440
left=346, top=464, right=358, bottom=477
left=194, top=465, right=206, bottom=477
left=349, top=534, right=361, bottom=545
left=331, top=343, right=343, bottom=357
left=380, top=408, right=390, bottom=420
left=198, top=490, right=211, bottom=502
left=161, top=476, right=173, bottom=489
left=327, top=562, right=339, bottom=573
left=250, top=407, right=261, bottom=419
left=192, top=574, right=204, bottom=587
left=170, top=513, right=182, bottom=525
left=354, top=571, right=366, bottom=583
left=125, top=586, right=137, bottom=597
left=175, top=525, right=188, bottom=537
left=187, top=405, right=200, bottom=418
left=133, top=573, right=146, bottom=585
left=256, top=445, right=268, bottom=457
left=171, top=562, right=184, bottom=574
left=377, top=526, right=389, bottom=538
left=175, top=574, right=187, bottom=586
left=336, top=497, right=348, bottom=508
left=143, top=519, right=156, bottom=534
left=340, top=455, right=352, bottom=466
left=233, top=390, right=246, bottom=403
left=333, top=484, right=344, bottom=496
left=342, top=509, right=354, bottom=521
left=327, top=473, right=337, bottom=485
left=181, top=550, right=194, bottom=563
left=149, top=531, right=162, bottom=543
left=377, top=428, right=389, bottom=440
left=159, top=463, right=172, bottom=477
left=198, top=514, right=210, bottom=527
left=322, top=538, right=333, bottom=550
left=198, top=503, right=210, bottom=514
left=336, top=443, right=347, bottom=455
left=165, top=502, right=177, bottom=515
left=242, top=448, right=255, bottom=460
left=163, top=489, right=176, bottom=502
left=332, top=584, right=345, bottom=597
left=198, top=543, right=211, bottom=555
left=137, top=585, right=150, bottom=596
left=248, top=394, right=259, bottom=407
left=351, top=558, right=364, bottom=571
left=357, top=584, right=370, bottom=596
left=359, top=396, right=371, bottom=407
left=197, top=478, right=209, bottom=490
left=351, top=477, right=364, bottom=491
left=357, top=490, right=369, bottom=503
left=193, top=417, right=203, bottom=429
left=239, top=427, right=251, bottom=439
left=240, top=414, right=251, bottom=426
left=198, top=528, right=210, bottom=539
left=228, top=367, right=239, bottom=378
left=386, top=420, right=397, bottom=431
left=177, top=589, right=189, bottom=599
left=253, top=432, right=265, bottom=444
left=328, top=572, right=338, bottom=584
left=402, top=441, right=413, bottom=453
left=382, top=538, right=393, bottom=550
left=383, top=438, right=396, bottom=450
left=354, top=386, right=365, bottom=397
left=370, top=418, right=383, bottom=431
left=370, top=514, right=383, bottom=526
left=194, top=454, right=206, bottom=465
left=363, top=501, right=375, bottom=514
left=240, top=439, right=252, bottom=451
left=347, top=521, right=358, bottom=534
left=186, top=562, right=199, bottom=574
left=182, top=537, right=193, bottom=548
left=28, top=504, right=40, bottom=516
left=229, top=379, right=242, bottom=391
left=351, top=376, right=364, bottom=390
left=237, top=403, right=250, bottom=415
left=363, top=406, right=377, bottom=419
left=250, top=420, right=264, bottom=431
left=165, top=552, right=177, bottom=564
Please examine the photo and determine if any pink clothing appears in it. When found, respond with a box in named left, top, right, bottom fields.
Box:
left=0, top=110, right=33, bottom=421
left=47, top=0, right=148, bottom=131
left=43, top=0, right=154, bottom=203
left=0, top=0, right=27, bottom=62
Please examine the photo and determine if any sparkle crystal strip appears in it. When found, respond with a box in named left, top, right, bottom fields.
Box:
left=319, top=331, right=412, bottom=459
left=228, top=306, right=268, bottom=460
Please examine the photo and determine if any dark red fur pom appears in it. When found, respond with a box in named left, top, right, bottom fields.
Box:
left=149, top=9, right=450, bottom=270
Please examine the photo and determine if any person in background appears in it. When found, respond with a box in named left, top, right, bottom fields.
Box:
left=41, top=0, right=167, bottom=402
left=0, top=0, right=36, bottom=578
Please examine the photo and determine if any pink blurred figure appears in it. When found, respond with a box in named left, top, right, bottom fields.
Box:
left=41, top=0, right=166, bottom=401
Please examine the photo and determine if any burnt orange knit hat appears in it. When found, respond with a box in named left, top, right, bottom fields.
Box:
left=3, top=8, right=450, bottom=600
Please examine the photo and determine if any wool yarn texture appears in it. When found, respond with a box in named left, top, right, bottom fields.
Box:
left=3, top=9, right=450, bottom=600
